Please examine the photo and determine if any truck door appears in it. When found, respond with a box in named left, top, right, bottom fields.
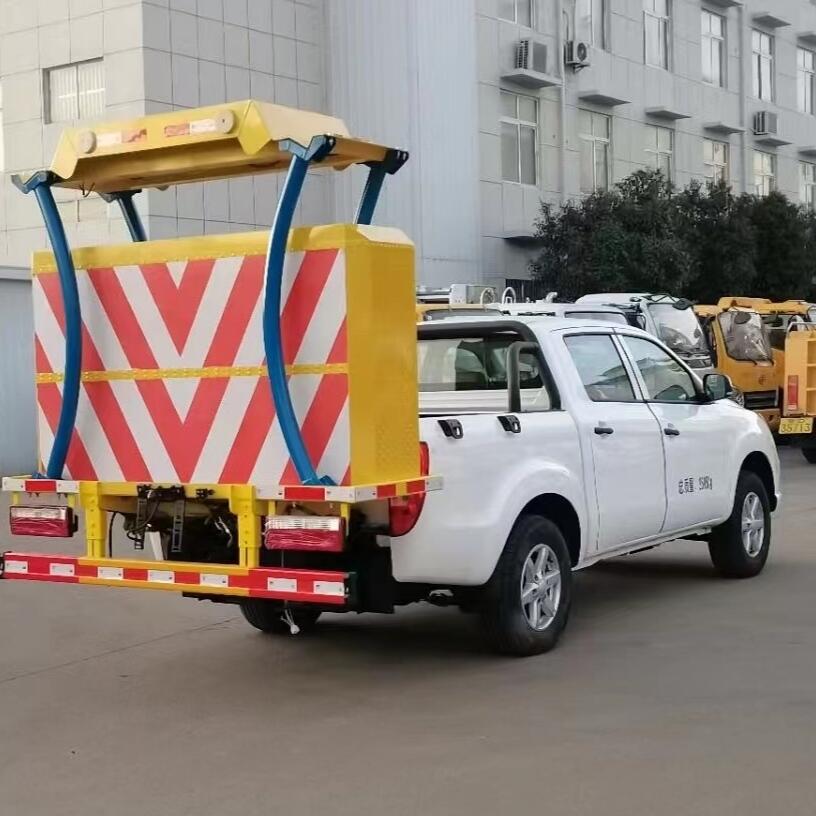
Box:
left=563, top=333, right=667, bottom=551
left=618, top=334, right=730, bottom=531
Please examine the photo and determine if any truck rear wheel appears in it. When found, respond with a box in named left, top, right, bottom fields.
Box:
left=480, top=515, right=572, bottom=656
left=708, top=471, right=771, bottom=578
left=802, top=446, right=816, bottom=464
left=239, top=600, right=322, bottom=635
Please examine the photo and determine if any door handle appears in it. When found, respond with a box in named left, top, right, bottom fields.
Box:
left=594, top=426, right=614, bottom=435
left=664, top=427, right=680, bottom=436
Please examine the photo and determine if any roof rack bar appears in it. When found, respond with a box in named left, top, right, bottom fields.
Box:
left=12, top=171, right=82, bottom=479
left=263, top=135, right=337, bottom=486
left=100, top=191, right=146, bottom=242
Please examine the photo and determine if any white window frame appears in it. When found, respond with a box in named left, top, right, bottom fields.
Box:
left=579, top=110, right=611, bottom=193
left=701, top=10, right=725, bottom=87
left=798, top=47, right=815, bottom=115
left=800, top=161, right=816, bottom=209
left=500, top=91, right=539, bottom=186
left=644, top=124, right=673, bottom=179
left=644, top=0, right=671, bottom=70
left=753, top=150, right=776, bottom=196
left=703, top=138, right=729, bottom=184
left=752, top=30, right=774, bottom=102
left=498, top=0, right=535, bottom=28
left=44, top=59, right=105, bottom=124
left=577, top=0, right=607, bottom=50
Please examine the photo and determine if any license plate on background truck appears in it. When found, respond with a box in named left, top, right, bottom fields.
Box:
left=779, top=417, right=814, bottom=435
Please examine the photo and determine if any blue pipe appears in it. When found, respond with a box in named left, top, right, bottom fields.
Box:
left=116, top=192, right=147, bottom=242
left=32, top=181, right=82, bottom=479
left=262, top=155, right=327, bottom=485
left=355, top=164, right=387, bottom=225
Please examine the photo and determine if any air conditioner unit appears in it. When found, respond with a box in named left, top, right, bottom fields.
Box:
left=516, top=39, right=548, bottom=75
left=753, top=111, right=779, bottom=136
left=565, top=40, right=591, bottom=68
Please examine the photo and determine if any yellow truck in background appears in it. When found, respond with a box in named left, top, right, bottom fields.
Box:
left=698, top=297, right=816, bottom=462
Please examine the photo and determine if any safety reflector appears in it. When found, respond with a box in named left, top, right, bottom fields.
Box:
left=9, top=506, right=74, bottom=538
left=264, top=516, right=345, bottom=552
left=788, top=375, right=800, bottom=412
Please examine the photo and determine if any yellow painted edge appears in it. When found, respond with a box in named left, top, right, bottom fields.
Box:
left=32, top=224, right=413, bottom=273
left=36, top=363, right=348, bottom=384
left=78, top=577, right=250, bottom=596
left=78, top=556, right=249, bottom=575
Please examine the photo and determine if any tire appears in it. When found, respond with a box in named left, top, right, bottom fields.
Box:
left=480, top=515, right=572, bottom=656
left=239, top=600, right=322, bottom=635
left=708, top=471, right=771, bottom=579
left=802, top=446, right=816, bottom=464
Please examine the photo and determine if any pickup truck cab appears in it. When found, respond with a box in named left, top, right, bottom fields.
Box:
left=406, top=316, right=779, bottom=654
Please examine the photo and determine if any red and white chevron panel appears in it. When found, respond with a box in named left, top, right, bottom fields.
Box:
left=33, top=248, right=350, bottom=485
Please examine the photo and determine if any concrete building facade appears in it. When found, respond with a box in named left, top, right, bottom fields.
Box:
left=1, top=0, right=816, bottom=290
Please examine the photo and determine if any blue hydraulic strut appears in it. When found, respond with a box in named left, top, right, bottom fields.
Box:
left=100, top=190, right=147, bottom=242
left=354, top=149, right=409, bottom=225
left=263, top=136, right=336, bottom=485
left=13, top=172, right=82, bottom=479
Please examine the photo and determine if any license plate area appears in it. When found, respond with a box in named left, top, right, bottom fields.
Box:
left=779, top=417, right=814, bottom=435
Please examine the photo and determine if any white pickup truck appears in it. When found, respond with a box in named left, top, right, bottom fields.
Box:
left=383, top=315, right=779, bottom=655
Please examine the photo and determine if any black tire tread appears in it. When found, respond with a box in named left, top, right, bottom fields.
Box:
left=240, top=599, right=321, bottom=634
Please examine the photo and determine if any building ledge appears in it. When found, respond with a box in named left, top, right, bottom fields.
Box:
left=799, top=31, right=816, bottom=47
left=754, top=134, right=792, bottom=147
left=704, top=121, right=745, bottom=135
left=646, top=106, right=690, bottom=121
left=752, top=12, right=790, bottom=29
left=503, top=229, right=538, bottom=242
left=705, top=0, right=741, bottom=6
left=799, top=146, right=816, bottom=157
left=500, top=68, right=562, bottom=89
left=578, top=90, right=629, bottom=107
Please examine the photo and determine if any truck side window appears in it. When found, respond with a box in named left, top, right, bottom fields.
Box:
left=417, top=335, right=554, bottom=413
left=564, top=335, right=637, bottom=403
left=621, top=336, right=697, bottom=403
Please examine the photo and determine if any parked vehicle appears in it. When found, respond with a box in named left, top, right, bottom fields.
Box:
left=694, top=302, right=780, bottom=429
left=1, top=101, right=781, bottom=657
left=576, top=293, right=716, bottom=377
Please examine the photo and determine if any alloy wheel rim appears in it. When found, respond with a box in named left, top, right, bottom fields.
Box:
left=741, top=491, right=765, bottom=557
left=520, top=543, right=562, bottom=631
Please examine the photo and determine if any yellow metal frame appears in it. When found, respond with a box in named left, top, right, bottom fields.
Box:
left=33, top=100, right=398, bottom=194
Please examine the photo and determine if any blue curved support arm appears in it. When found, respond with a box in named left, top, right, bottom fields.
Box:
left=101, top=191, right=146, bottom=242
left=263, top=136, right=336, bottom=485
left=15, top=173, right=82, bottom=479
left=354, top=149, right=410, bottom=225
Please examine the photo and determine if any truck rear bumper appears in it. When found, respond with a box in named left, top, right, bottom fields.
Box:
left=0, top=552, right=354, bottom=607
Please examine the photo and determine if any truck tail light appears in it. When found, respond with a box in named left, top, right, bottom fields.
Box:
left=787, top=375, right=800, bottom=412
left=264, top=516, right=345, bottom=552
left=9, top=506, right=74, bottom=537
left=389, top=443, right=430, bottom=537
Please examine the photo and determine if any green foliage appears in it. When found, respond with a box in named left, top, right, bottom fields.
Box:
left=530, top=170, right=816, bottom=304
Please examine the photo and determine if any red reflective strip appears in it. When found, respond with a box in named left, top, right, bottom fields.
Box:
left=3, top=554, right=79, bottom=584
left=38, top=382, right=97, bottom=481
left=218, top=378, right=276, bottom=483
left=24, top=479, right=57, bottom=492
left=34, top=337, right=51, bottom=375
left=173, top=570, right=200, bottom=585
left=123, top=567, right=148, bottom=581
left=75, top=563, right=98, bottom=578
left=141, top=260, right=214, bottom=354
left=283, top=486, right=327, bottom=501
left=406, top=479, right=427, bottom=493
left=376, top=484, right=397, bottom=498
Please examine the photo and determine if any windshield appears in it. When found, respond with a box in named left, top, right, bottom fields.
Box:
left=718, top=312, right=773, bottom=362
left=648, top=303, right=709, bottom=355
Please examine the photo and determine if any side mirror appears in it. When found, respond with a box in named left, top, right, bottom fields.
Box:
left=635, top=314, right=647, bottom=330
left=704, top=372, right=734, bottom=402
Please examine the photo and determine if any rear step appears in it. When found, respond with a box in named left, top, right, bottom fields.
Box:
left=0, top=552, right=354, bottom=606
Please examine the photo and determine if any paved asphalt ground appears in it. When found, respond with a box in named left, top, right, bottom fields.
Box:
left=1, top=447, right=814, bottom=815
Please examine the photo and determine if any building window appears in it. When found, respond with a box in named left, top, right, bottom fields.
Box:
left=753, top=150, right=776, bottom=196
left=579, top=110, right=611, bottom=192
left=644, top=0, right=670, bottom=69
left=800, top=162, right=816, bottom=209
left=701, top=10, right=724, bottom=86
left=644, top=124, right=673, bottom=178
left=703, top=139, right=728, bottom=184
left=798, top=47, right=815, bottom=114
left=498, top=0, right=533, bottom=27
left=45, top=60, right=105, bottom=124
left=577, top=0, right=606, bottom=49
left=752, top=30, right=774, bottom=101
left=501, top=91, right=538, bottom=185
